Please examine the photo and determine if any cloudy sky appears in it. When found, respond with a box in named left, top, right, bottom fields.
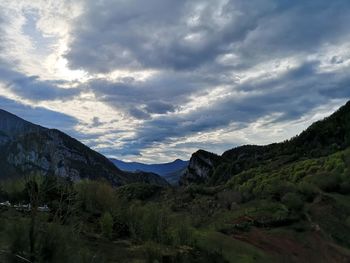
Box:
left=0, top=0, right=350, bottom=163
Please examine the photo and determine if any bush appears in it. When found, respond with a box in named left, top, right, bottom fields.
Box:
left=259, top=181, right=296, bottom=201
left=6, top=219, right=30, bottom=261
left=217, top=190, right=241, bottom=210
left=127, top=204, right=172, bottom=244
left=298, top=182, right=318, bottom=202
left=173, top=221, right=196, bottom=246
left=37, top=223, right=91, bottom=263
left=117, top=183, right=161, bottom=200
left=0, top=178, right=27, bottom=203
left=339, top=181, right=350, bottom=194
left=5, top=220, right=91, bottom=263
left=143, top=241, right=163, bottom=263
left=100, top=212, right=114, bottom=240
left=282, top=193, right=304, bottom=211
left=313, top=173, right=340, bottom=192
left=345, top=216, right=350, bottom=228
left=76, top=180, right=115, bottom=214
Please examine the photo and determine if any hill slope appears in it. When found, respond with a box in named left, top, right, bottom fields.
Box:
left=180, top=100, right=350, bottom=185
left=0, top=109, right=168, bottom=186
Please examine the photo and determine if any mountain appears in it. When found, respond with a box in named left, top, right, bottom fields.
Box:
left=110, top=158, right=188, bottom=184
left=180, top=100, right=350, bottom=185
left=2, top=102, right=350, bottom=262
left=0, top=109, right=43, bottom=144
left=174, top=100, right=350, bottom=260
left=162, top=166, right=187, bottom=185
left=0, top=109, right=168, bottom=186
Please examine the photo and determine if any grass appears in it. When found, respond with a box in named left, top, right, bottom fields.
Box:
left=195, top=230, right=274, bottom=263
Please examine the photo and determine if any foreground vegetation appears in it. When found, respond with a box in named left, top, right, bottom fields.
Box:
left=1, top=148, right=350, bottom=262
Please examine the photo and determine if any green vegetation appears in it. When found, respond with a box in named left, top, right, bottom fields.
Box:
left=100, top=212, right=114, bottom=239
left=1, top=101, right=350, bottom=262
left=0, top=176, right=229, bottom=262
left=1, top=144, right=350, bottom=262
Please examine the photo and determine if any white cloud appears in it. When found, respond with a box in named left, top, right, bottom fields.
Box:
left=0, top=0, right=349, bottom=163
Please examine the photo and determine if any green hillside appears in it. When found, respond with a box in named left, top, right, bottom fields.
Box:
left=1, top=101, right=350, bottom=262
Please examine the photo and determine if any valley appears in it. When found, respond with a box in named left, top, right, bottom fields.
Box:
left=0, top=101, right=350, bottom=262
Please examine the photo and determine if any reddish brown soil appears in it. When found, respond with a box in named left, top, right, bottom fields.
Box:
left=233, top=227, right=350, bottom=263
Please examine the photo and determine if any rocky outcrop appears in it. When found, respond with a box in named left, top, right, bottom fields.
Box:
left=0, top=109, right=168, bottom=187
left=179, top=150, right=221, bottom=185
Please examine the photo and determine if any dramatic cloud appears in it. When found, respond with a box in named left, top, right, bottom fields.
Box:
left=0, top=0, right=350, bottom=162
left=0, top=63, right=80, bottom=101
left=66, top=0, right=350, bottom=73
left=107, top=61, right=350, bottom=155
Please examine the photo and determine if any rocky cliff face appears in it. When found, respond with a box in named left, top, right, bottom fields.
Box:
left=179, top=150, right=221, bottom=185
left=0, top=109, right=168, bottom=186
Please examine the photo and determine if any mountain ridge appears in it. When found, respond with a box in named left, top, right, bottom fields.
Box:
left=0, top=109, right=168, bottom=186
left=0, top=109, right=43, bottom=143
left=110, top=158, right=189, bottom=185
left=180, top=100, right=350, bottom=185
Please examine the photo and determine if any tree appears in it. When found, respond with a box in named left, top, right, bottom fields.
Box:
left=24, top=173, right=43, bottom=262
left=100, top=212, right=114, bottom=239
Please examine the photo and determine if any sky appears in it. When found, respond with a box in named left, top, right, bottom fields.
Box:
left=0, top=0, right=350, bottom=163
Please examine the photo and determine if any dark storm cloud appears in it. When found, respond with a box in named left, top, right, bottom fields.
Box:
left=144, top=101, right=176, bottom=114
left=65, top=0, right=350, bottom=73
left=111, top=61, right=350, bottom=155
left=9, top=76, right=79, bottom=101
left=0, top=64, right=80, bottom=101
left=65, top=0, right=350, bottom=157
left=65, top=0, right=274, bottom=72
left=86, top=58, right=350, bottom=157
left=1, top=0, right=350, bottom=160
left=85, top=71, right=210, bottom=119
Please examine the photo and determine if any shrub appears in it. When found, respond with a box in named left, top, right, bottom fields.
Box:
left=282, top=193, right=304, bottom=211
left=173, top=221, right=196, bottom=246
left=100, top=212, right=114, bottom=240
left=6, top=219, right=30, bottom=261
left=5, top=220, right=91, bottom=263
left=76, top=180, right=115, bottom=214
left=217, top=190, right=242, bottom=210
left=313, top=173, right=340, bottom=192
left=345, top=216, right=350, bottom=228
left=339, top=181, right=350, bottom=194
left=143, top=241, right=163, bottom=263
left=0, top=178, right=27, bottom=203
left=117, top=183, right=161, bottom=200
left=260, top=181, right=296, bottom=201
left=127, top=204, right=172, bottom=244
left=37, top=223, right=91, bottom=263
left=297, top=182, right=318, bottom=202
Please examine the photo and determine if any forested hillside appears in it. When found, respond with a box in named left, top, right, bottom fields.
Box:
left=1, top=102, right=350, bottom=262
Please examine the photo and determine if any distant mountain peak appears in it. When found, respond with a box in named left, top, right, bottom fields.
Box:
left=110, top=158, right=189, bottom=185
left=0, top=109, right=43, bottom=137
left=0, top=109, right=168, bottom=187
